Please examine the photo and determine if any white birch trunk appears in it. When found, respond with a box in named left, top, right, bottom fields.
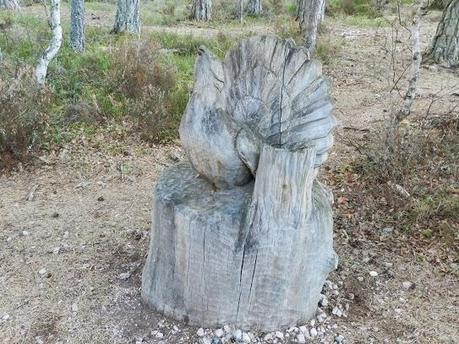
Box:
left=429, top=0, right=459, bottom=68
left=247, top=0, right=262, bottom=15
left=191, top=0, right=212, bottom=21
left=36, top=0, right=62, bottom=86
left=112, top=0, right=140, bottom=34
left=398, top=10, right=422, bottom=120
left=297, top=0, right=325, bottom=55
left=0, top=0, right=20, bottom=10
left=70, top=0, right=85, bottom=52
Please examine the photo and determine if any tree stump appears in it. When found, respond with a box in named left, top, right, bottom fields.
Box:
left=142, top=36, right=337, bottom=331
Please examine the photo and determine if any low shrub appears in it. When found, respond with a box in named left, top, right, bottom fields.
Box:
left=0, top=64, right=51, bottom=168
left=351, top=114, right=458, bottom=245
left=109, top=38, right=181, bottom=143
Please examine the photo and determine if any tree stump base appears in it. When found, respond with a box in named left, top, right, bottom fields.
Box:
left=142, top=147, right=337, bottom=331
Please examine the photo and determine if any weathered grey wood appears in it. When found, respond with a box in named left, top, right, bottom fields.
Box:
left=297, top=0, right=325, bottom=55
left=112, top=0, right=140, bottom=34
left=0, top=0, right=20, bottom=10
left=180, top=36, right=335, bottom=189
left=142, top=36, right=337, bottom=331
left=142, top=146, right=337, bottom=330
left=429, top=0, right=459, bottom=68
left=70, top=0, right=85, bottom=52
left=191, top=0, right=212, bottom=21
left=36, top=0, right=62, bottom=85
left=247, top=0, right=262, bottom=16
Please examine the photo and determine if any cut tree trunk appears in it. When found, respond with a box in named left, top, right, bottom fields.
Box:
left=429, top=0, right=459, bottom=68
left=112, top=0, right=140, bottom=34
left=247, top=0, right=262, bottom=15
left=70, top=0, right=85, bottom=52
left=0, top=0, right=20, bottom=10
left=142, top=146, right=337, bottom=330
left=297, top=0, right=325, bottom=55
left=191, top=0, right=212, bottom=21
left=142, top=36, right=337, bottom=331
left=36, top=0, right=62, bottom=85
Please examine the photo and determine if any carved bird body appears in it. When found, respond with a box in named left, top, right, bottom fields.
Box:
left=179, top=36, right=336, bottom=190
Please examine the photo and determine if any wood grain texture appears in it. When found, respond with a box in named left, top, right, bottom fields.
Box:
left=180, top=36, right=335, bottom=189
left=142, top=36, right=337, bottom=331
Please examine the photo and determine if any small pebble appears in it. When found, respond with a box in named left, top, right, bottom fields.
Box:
left=275, top=331, right=284, bottom=339
left=155, top=332, right=164, bottom=339
left=310, top=328, right=318, bottom=337
left=197, top=328, right=205, bottom=337
left=335, top=334, right=345, bottom=343
left=214, top=329, right=224, bottom=338
left=402, top=281, right=414, bottom=290
left=38, top=268, right=47, bottom=275
left=233, top=329, right=242, bottom=341
left=297, top=332, right=306, bottom=343
left=332, top=306, right=343, bottom=317
left=242, top=332, right=251, bottom=343
left=369, top=271, right=378, bottom=277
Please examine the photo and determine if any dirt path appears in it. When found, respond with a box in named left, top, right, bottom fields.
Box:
left=1, top=7, right=458, bottom=344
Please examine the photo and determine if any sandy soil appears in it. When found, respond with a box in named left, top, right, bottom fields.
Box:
left=1, top=5, right=458, bottom=344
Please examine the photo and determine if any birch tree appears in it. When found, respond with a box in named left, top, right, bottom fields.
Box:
left=247, top=0, right=262, bottom=15
left=191, top=0, right=211, bottom=21
left=428, top=0, right=459, bottom=67
left=112, top=0, right=140, bottom=34
left=36, top=0, right=62, bottom=85
left=70, top=0, right=85, bottom=52
left=297, top=0, right=326, bottom=55
left=0, top=0, right=20, bottom=10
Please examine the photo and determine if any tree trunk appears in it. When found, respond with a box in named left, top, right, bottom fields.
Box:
left=429, top=0, right=459, bottom=68
left=112, top=0, right=140, bottom=34
left=142, top=147, right=337, bottom=330
left=70, top=0, right=85, bottom=52
left=247, top=0, right=262, bottom=15
left=0, top=0, right=20, bottom=10
left=36, top=0, right=62, bottom=85
left=191, top=0, right=212, bottom=21
left=297, top=0, right=325, bottom=55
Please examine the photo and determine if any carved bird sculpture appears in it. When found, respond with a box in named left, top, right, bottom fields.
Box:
left=179, top=36, right=336, bottom=190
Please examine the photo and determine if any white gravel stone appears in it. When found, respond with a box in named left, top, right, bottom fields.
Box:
left=299, top=325, right=308, bottom=334
left=369, top=271, right=378, bottom=277
left=335, top=334, right=345, bottom=343
left=402, top=281, right=413, bottom=290
left=155, top=332, right=164, bottom=339
left=297, top=332, right=306, bottom=343
left=332, top=307, right=343, bottom=317
left=233, top=329, right=242, bottom=341
left=263, top=333, right=273, bottom=341
left=214, top=329, right=224, bottom=337
left=275, top=331, right=284, bottom=339
left=197, top=328, right=205, bottom=337
left=319, top=294, right=329, bottom=307
left=118, top=272, right=131, bottom=280
left=310, top=328, right=318, bottom=337
left=242, top=332, right=251, bottom=343
left=38, top=268, right=47, bottom=275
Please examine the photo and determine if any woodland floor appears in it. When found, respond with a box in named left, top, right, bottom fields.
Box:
left=0, top=5, right=458, bottom=344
